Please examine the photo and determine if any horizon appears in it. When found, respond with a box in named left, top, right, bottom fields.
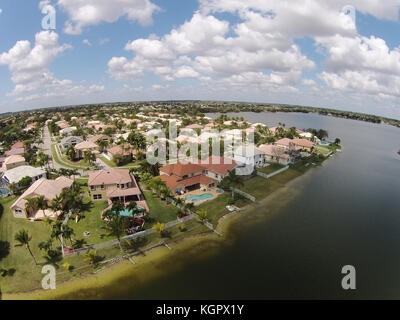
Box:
left=0, top=1, right=400, bottom=119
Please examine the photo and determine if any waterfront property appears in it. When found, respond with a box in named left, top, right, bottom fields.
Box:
left=275, top=138, right=315, bottom=152
left=258, top=144, right=294, bottom=165
left=11, top=176, right=73, bottom=220
left=88, top=168, right=149, bottom=211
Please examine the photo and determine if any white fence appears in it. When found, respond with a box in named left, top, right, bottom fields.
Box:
left=257, top=165, right=289, bottom=179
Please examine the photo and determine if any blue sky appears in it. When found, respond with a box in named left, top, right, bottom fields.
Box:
left=0, top=0, right=400, bottom=119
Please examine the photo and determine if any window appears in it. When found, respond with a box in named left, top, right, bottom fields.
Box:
left=90, top=185, right=95, bottom=191
left=93, top=194, right=102, bottom=200
left=183, top=175, right=188, bottom=179
left=15, top=209, right=22, bottom=214
left=121, top=184, right=125, bottom=189
left=101, top=184, right=105, bottom=190
left=117, top=184, right=120, bottom=188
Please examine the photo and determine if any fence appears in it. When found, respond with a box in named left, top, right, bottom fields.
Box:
left=231, top=187, right=256, bottom=202
left=257, top=165, right=289, bottom=180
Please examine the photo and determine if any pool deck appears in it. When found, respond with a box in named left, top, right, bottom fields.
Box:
left=178, top=187, right=223, bottom=206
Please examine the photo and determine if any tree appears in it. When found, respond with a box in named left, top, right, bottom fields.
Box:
left=334, top=138, right=341, bottom=145
left=36, top=195, right=48, bottom=218
left=103, top=200, right=128, bottom=252
left=18, top=176, right=32, bottom=191
left=84, top=150, right=96, bottom=166
left=221, top=170, right=245, bottom=200
left=25, top=197, right=39, bottom=218
left=128, top=132, right=146, bottom=151
left=15, top=230, right=38, bottom=265
left=62, top=224, right=75, bottom=246
left=152, top=222, right=165, bottom=236
left=96, top=139, right=109, bottom=153
left=196, top=209, right=208, bottom=222
left=66, top=146, right=76, bottom=161
left=84, top=250, right=102, bottom=266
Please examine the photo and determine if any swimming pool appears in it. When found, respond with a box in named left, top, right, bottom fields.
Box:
left=116, top=208, right=143, bottom=217
left=185, top=193, right=213, bottom=202
left=0, top=188, right=10, bottom=196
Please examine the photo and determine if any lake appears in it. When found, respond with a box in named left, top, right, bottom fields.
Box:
left=87, top=112, right=400, bottom=299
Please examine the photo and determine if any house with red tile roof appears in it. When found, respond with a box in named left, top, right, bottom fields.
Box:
left=159, top=156, right=237, bottom=194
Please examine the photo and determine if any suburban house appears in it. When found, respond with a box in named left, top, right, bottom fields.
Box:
left=55, top=120, right=70, bottom=130
left=275, top=138, right=314, bottom=152
left=74, top=141, right=99, bottom=159
left=159, top=162, right=216, bottom=195
left=0, top=155, right=27, bottom=172
left=5, top=148, right=25, bottom=156
left=60, top=136, right=84, bottom=150
left=88, top=134, right=111, bottom=144
left=258, top=144, right=293, bottom=165
left=1, top=165, right=46, bottom=186
left=196, top=156, right=238, bottom=182
left=107, top=144, right=137, bottom=159
left=59, top=126, right=77, bottom=136
left=11, top=177, right=73, bottom=220
left=231, top=145, right=265, bottom=175
left=88, top=168, right=149, bottom=211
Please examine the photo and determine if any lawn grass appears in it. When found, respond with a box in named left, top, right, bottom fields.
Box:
left=99, top=157, right=116, bottom=167
left=142, top=190, right=178, bottom=229
left=257, top=163, right=286, bottom=174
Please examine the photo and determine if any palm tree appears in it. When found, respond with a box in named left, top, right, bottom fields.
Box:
left=96, top=139, right=109, bottom=153
left=84, top=250, right=101, bottom=266
left=15, top=230, right=38, bottom=265
left=103, top=212, right=128, bottom=252
left=223, top=170, right=245, bottom=200
left=62, top=224, right=75, bottom=246
left=196, top=209, right=208, bottom=222
left=36, top=195, right=48, bottom=218
left=126, top=201, right=138, bottom=214
left=25, top=197, right=39, bottom=218
left=66, top=146, right=76, bottom=161
left=84, top=150, right=96, bottom=167
left=152, top=222, right=165, bottom=237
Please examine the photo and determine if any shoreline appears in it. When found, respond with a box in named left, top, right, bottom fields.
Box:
left=2, top=166, right=314, bottom=300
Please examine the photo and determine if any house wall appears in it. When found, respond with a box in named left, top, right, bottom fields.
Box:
left=89, top=181, right=133, bottom=201
left=6, top=160, right=26, bottom=171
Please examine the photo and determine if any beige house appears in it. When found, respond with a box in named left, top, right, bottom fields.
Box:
left=0, top=155, right=27, bottom=172
left=258, top=144, right=292, bottom=165
left=74, top=141, right=99, bottom=159
left=11, top=177, right=73, bottom=220
left=88, top=168, right=148, bottom=211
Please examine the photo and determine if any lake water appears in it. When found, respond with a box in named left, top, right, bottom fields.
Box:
left=91, top=112, right=400, bottom=299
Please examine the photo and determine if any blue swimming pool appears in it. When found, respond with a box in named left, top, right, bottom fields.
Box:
left=185, top=193, right=213, bottom=202
left=0, top=188, right=10, bottom=196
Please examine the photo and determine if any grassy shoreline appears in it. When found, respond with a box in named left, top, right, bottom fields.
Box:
left=1, top=153, right=330, bottom=300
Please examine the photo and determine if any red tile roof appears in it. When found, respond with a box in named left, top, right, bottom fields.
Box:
left=160, top=163, right=205, bottom=177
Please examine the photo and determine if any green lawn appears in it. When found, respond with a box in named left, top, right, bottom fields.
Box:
left=199, top=155, right=326, bottom=225
left=99, top=157, right=116, bottom=167
left=143, top=190, right=178, bottom=229
left=257, top=163, right=286, bottom=174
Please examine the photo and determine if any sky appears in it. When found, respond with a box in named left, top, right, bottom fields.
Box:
left=0, top=0, right=400, bottom=119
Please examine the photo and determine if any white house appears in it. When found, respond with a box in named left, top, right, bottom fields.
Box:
left=231, top=145, right=265, bottom=175
left=2, top=165, right=46, bottom=185
left=59, top=126, right=77, bottom=136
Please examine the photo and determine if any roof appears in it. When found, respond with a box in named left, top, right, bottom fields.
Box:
left=183, top=124, right=203, bottom=129
left=107, top=186, right=142, bottom=198
left=292, top=138, right=314, bottom=148
left=11, top=177, right=73, bottom=210
left=5, top=148, right=25, bottom=156
left=257, top=144, right=290, bottom=158
left=60, top=136, right=83, bottom=145
left=196, top=156, right=237, bottom=176
left=2, top=165, right=45, bottom=184
left=74, top=141, right=98, bottom=150
left=159, top=173, right=214, bottom=190
left=88, top=168, right=134, bottom=186
left=275, top=138, right=293, bottom=146
left=88, top=134, right=109, bottom=143
left=11, top=141, right=24, bottom=149
left=1, top=155, right=26, bottom=171
left=160, top=162, right=205, bottom=177
left=234, top=145, right=264, bottom=157
left=60, top=126, right=77, bottom=133
left=107, top=144, right=136, bottom=157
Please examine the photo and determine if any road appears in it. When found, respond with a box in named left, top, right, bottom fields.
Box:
left=41, top=126, right=110, bottom=177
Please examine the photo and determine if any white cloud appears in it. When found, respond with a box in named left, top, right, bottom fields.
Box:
left=57, top=0, right=160, bottom=34
left=82, top=39, right=92, bottom=46
left=0, top=31, right=71, bottom=95
left=0, top=8, right=3, bottom=14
